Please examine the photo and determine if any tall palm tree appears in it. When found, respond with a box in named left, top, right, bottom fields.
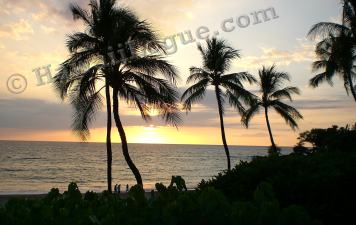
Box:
left=181, top=38, right=256, bottom=171
left=54, top=0, right=123, bottom=192
left=109, top=59, right=181, bottom=186
left=308, top=0, right=356, bottom=101
left=55, top=1, right=181, bottom=187
left=242, top=66, right=303, bottom=155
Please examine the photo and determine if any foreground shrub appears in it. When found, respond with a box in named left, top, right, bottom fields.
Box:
left=198, top=152, right=356, bottom=225
left=293, top=124, right=356, bottom=154
left=0, top=181, right=319, bottom=225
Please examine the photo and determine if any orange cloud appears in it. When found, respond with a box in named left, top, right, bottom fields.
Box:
left=0, top=19, right=34, bottom=40
left=237, top=39, right=316, bottom=69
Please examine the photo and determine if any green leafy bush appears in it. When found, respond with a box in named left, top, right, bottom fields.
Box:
left=0, top=181, right=319, bottom=225
left=293, top=124, right=356, bottom=154
left=198, top=152, right=356, bottom=225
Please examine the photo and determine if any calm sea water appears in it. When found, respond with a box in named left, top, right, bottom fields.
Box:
left=0, top=141, right=292, bottom=194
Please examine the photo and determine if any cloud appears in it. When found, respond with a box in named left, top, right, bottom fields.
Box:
left=0, top=97, right=215, bottom=131
left=120, top=0, right=197, bottom=32
left=0, top=0, right=84, bottom=27
left=0, top=0, right=197, bottom=29
left=40, top=25, right=57, bottom=34
left=293, top=98, right=355, bottom=110
left=0, top=19, right=34, bottom=40
left=238, top=39, right=316, bottom=69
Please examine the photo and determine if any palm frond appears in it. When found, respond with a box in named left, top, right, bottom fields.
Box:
left=270, top=87, right=301, bottom=101
left=221, top=72, right=257, bottom=85
left=241, top=103, right=261, bottom=128
left=66, top=32, right=99, bottom=53
left=131, top=21, right=166, bottom=53
left=67, top=49, right=101, bottom=70
left=226, top=90, right=245, bottom=114
left=220, top=80, right=256, bottom=106
left=54, top=62, right=73, bottom=100
left=187, top=67, right=210, bottom=84
left=312, top=60, right=329, bottom=72
left=181, top=79, right=209, bottom=111
left=77, top=65, right=104, bottom=101
left=70, top=3, right=92, bottom=25
left=308, top=22, right=348, bottom=39
left=124, top=56, right=179, bottom=84
left=119, top=83, right=151, bottom=121
left=310, top=72, right=334, bottom=87
left=121, top=71, right=181, bottom=126
left=71, top=89, right=103, bottom=141
left=271, top=101, right=303, bottom=130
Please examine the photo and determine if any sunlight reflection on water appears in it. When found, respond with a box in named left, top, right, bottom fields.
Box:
left=0, top=141, right=292, bottom=194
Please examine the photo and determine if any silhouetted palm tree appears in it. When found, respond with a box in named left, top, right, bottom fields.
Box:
left=309, top=34, right=356, bottom=101
left=54, top=0, right=181, bottom=187
left=108, top=54, right=181, bottom=187
left=242, top=66, right=303, bottom=155
left=54, top=0, right=121, bottom=192
left=308, top=0, right=356, bottom=101
left=181, top=38, right=256, bottom=170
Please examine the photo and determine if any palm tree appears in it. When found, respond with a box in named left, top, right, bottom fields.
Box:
left=242, top=66, right=303, bottom=155
left=55, top=1, right=181, bottom=187
left=310, top=34, right=356, bottom=101
left=181, top=38, right=256, bottom=171
left=108, top=55, right=181, bottom=187
left=308, top=0, right=356, bottom=101
left=54, top=0, right=121, bottom=192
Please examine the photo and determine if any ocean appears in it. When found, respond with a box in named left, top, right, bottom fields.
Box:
left=0, top=141, right=292, bottom=194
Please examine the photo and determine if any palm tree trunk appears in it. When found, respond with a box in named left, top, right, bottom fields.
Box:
left=112, top=88, right=143, bottom=187
left=264, top=107, right=277, bottom=153
left=215, top=86, right=231, bottom=171
left=105, top=82, right=113, bottom=193
left=347, top=73, right=356, bottom=102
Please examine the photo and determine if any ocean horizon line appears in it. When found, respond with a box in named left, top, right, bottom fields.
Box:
left=0, top=139, right=293, bottom=148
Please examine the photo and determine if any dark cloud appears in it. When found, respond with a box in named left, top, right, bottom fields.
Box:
left=0, top=93, right=228, bottom=132
left=0, top=97, right=216, bottom=131
left=0, top=90, right=353, bottom=132
left=292, top=98, right=354, bottom=110
left=0, top=98, right=73, bottom=130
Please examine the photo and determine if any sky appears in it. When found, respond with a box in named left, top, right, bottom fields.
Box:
left=0, top=0, right=355, bottom=146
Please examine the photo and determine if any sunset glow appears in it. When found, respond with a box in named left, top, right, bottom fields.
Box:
left=0, top=0, right=355, bottom=146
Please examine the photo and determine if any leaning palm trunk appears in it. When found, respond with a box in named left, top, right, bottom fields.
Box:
left=105, top=83, right=113, bottom=192
left=215, top=86, right=231, bottom=171
left=264, top=107, right=277, bottom=154
left=112, top=88, right=143, bottom=187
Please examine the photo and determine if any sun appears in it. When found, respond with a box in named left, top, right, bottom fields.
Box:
left=133, top=125, right=165, bottom=144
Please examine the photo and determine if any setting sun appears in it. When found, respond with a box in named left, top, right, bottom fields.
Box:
left=136, top=125, right=164, bottom=144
